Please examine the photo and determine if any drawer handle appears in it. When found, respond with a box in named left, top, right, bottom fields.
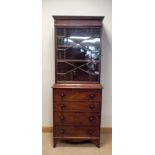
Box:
left=60, top=129, right=65, bottom=134
left=89, top=104, right=95, bottom=109
left=89, top=94, right=95, bottom=99
left=60, top=115, right=65, bottom=121
left=60, top=92, right=65, bottom=97
left=88, top=130, right=94, bottom=135
left=89, top=116, right=95, bottom=121
left=60, top=104, right=65, bottom=108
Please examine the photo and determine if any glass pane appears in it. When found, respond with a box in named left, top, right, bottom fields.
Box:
left=56, top=28, right=100, bottom=60
left=65, top=45, right=87, bottom=59
left=71, top=69, right=90, bottom=81
left=56, top=28, right=65, bottom=36
left=67, top=28, right=100, bottom=38
left=56, top=28, right=101, bottom=83
left=81, top=62, right=99, bottom=74
left=57, top=49, right=65, bottom=59
left=81, top=38, right=100, bottom=60
left=56, top=61, right=99, bottom=82
left=56, top=70, right=99, bottom=82
left=57, top=38, right=64, bottom=45
left=57, top=62, right=74, bottom=73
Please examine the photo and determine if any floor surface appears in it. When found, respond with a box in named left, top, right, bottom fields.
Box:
left=42, top=133, right=112, bottom=155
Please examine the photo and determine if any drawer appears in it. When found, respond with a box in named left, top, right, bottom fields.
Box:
left=53, top=89, right=101, bottom=101
left=54, top=101, right=100, bottom=112
left=54, top=126, right=100, bottom=138
left=54, top=112, right=100, bottom=126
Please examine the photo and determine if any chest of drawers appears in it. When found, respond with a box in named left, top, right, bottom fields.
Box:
left=53, top=84, right=102, bottom=147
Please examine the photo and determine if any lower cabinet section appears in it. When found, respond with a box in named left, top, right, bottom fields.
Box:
left=53, top=84, right=102, bottom=148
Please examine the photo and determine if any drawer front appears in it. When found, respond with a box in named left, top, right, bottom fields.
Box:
left=54, top=112, right=100, bottom=126
left=54, top=126, right=100, bottom=137
left=54, top=101, right=100, bottom=112
left=53, top=89, right=101, bottom=101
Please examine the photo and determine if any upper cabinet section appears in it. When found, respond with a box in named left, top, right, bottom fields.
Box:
left=53, top=16, right=104, bottom=83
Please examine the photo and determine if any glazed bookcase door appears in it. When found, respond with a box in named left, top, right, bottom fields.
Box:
left=56, top=28, right=101, bottom=83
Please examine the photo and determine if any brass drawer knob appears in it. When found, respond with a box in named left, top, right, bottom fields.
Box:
left=60, top=104, right=65, bottom=108
left=60, top=92, right=65, bottom=97
left=60, top=115, right=65, bottom=121
left=89, top=104, right=95, bottom=109
left=89, top=116, right=95, bottom=121
left=89, top=94, right=95, bottom=99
